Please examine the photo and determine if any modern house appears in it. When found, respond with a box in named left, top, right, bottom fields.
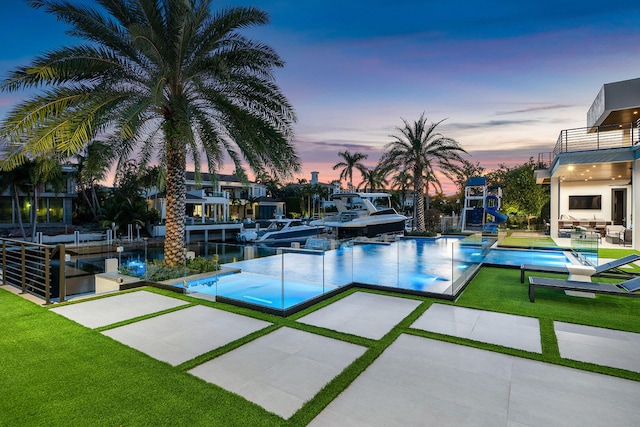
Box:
left=534, top=77, right=640, bottom=249
left=0, top=164, right=77, bottom=234
left=148, top=172, right=284, bottom=224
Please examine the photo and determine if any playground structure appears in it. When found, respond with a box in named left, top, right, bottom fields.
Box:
left=460, top=177, right=507, bottom=234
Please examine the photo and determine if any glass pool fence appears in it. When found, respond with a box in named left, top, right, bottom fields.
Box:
left=179, top=235, right=494, bottom=313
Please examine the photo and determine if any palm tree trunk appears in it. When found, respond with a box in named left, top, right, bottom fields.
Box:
left=164, top=137, right=186, bottom=267
left=90, top=185, right=101, bottom=218
left=415, top=188, right=426, bottom=232
left=414, top=171, right=426, bottom=232
left=31, top=186, right=39, bottom=243
left=81, top=186, right=97, bottom=221
left=11, top=184, right=26, bottom=239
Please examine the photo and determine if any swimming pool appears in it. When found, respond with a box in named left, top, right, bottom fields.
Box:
left=482, top=248, right=572, bottom=267
left=184, top=238, right=489, bottom=312
left=166, top=237, right=591, bottom=313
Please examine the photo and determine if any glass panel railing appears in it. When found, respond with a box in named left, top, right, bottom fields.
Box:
left=280, top=247, right=327, bottom=310
left=397, top=236, right=453, bottom=295
left=571, top=229, right=599, bottom=266
left=351, top=238, right=398, bottom=288
left=187, top=238, right=352, bottom=312
left=496, top=228, right=507, bottom=246
left=323, top=239, right=354, bottom=288
left=451, top=233, right=490, bottom=296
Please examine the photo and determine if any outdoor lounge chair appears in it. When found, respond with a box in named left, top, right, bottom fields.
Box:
left=520, top=253, right=640, bottom=283
left=528, top=275, right=640, bottom=302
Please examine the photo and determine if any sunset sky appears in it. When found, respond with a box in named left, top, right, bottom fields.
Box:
left=2, top=1, right=640, bottom=193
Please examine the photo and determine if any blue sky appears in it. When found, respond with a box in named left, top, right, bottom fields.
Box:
left=2, top=0, right=640, bottom=191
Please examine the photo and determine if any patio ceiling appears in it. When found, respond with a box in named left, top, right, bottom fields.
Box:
left=556, top=161, right=632, bottom=183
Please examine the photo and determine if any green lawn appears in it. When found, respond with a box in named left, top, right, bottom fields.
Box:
left=1, top=261, right=639, bottom=425
left=498, top=235, right=558, bottom=248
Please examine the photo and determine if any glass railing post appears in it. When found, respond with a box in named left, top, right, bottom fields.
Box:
left=322, top=249, right=325, bottom=294
left=282, top=249, right=286, bottom=310
left=396, top=237, right=400, bottom=288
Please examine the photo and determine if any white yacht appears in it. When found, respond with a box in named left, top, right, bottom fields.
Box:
left=237, top=219, right=324, bottom=244
left=311, top=192, right=407, bottom=239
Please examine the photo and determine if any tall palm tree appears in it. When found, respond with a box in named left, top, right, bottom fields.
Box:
left=137, top=164, right=165, bottom=199
left=311, top=184, right=329, bottom=217
left=0, top=0, right=299, bottom=266
left=381, top=114, right=467, bottom=232
left=332, top=151, right=368, bottom=190
left=390, top=170, right=412, bottom=212
left=254, top=171, right=281, bottom=198
left=357, top=165, right=389, bottom=193
left=29, top=157, right=65, bottom=242
left=75, top=140, right=114, bottom=221
left=0, top=161, right=32, bottom=239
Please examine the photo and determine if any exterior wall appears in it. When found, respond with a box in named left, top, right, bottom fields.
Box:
left=155, top=174, right=270, bottom=223
left=558, top=181, right=611, bottom=221
left=587, top=78, right=640, bottom=128
left=550, top=176, right=560, bottom=238
left=0, top=181, right=76, bottom=229
left=634, top=158, right=640, bottom=247
left=557, top=180, right=631, bottom=223
left=63, top=198, right=74, bottom=224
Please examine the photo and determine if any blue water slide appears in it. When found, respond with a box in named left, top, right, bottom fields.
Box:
left=485, top=195, right=507, bottom=224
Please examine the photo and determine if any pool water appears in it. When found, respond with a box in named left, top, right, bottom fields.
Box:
left=482, top=249, right=572, bottom=267
left=187, top=272, right=340, bottom=309
left=149, top=238, right=586, bottom=312
left=186, top=238, right=482, bottom=310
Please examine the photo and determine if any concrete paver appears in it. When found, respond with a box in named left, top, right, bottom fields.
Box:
left=102, top=304, right=271, bottom=366
left=50, top=290, right=188, bottom=328
left=555, top=321, right=640, bottom=372
left=297, top=291, right=422, bottom=339
left=412, top=303, right=542, bottom=353
left=44, top=288, right=640, bottom=423
left=189, top=327, right=366, bottom=419
left=309, top=334, right=640, bottom=426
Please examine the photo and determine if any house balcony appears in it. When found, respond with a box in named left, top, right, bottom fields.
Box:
left=554, top=120, right=639, bottom=155
left=535, top=119, right=640, bottom=185
left=536, top=119, right=640, bottom=170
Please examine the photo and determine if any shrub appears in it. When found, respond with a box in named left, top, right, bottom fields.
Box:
left=404, top=230, right=437, bottom=237
left=121, top=256, right=220, bottom=281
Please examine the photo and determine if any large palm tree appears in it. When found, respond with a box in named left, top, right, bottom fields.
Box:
left=29, top=157, right=65, bottom=242
left=0, top=0, right=299, bottom=266
left=0, top=161, right=32, bottom=239
left=357, top=165, right=388, bottom=193
left=381, top=114, right=467, bottom=232
left=332, top=151, right=368, bottom=190
left=75, top=140, right=114, bottom=221
left=390, top=169, right=412, bottom=212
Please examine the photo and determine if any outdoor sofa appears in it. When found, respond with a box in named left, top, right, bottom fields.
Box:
left=528, top=275, right=640, bottom=302
left=605, top=225, right=626, bottom=244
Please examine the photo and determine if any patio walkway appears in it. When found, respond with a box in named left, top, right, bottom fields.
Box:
left=47, top=289, right=640, bottom=425
left=412, top=303, right=542, bottom=353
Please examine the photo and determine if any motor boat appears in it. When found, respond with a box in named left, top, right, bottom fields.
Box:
left=236, top=218, right=324, bottom=244
left=310, top=192, right=407, bottom=239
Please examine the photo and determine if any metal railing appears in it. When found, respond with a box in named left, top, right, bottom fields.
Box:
left=535, top=119, right=640, bottom=169
left=554, top=121, right=639, bottom=155
left=537, top=152, right=554, bottom=168
left=1, top=238, right=66, bottom=304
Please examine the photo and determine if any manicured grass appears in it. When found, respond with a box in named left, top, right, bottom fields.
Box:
left=499, top=236, right=558, bottom=248
left=599, top=248, right=639, bottom=258
left=0, top=289, right=283, bottom=426
left=2, top=260, right=639, bottom=425
left=461, top=267, right=640, bottom=333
